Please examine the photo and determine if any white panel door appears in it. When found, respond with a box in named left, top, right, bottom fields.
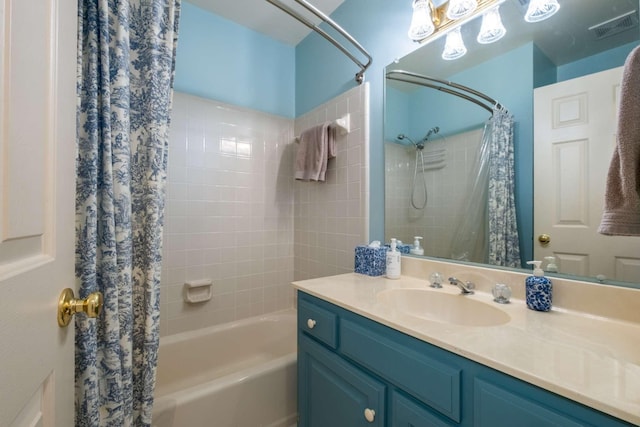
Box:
left=0, top=0, right=77, bottom=426
left=534, top=67, right=640, bottom=283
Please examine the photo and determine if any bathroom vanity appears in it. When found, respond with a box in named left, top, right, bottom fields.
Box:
left=293, top=264, right=640, bottom=427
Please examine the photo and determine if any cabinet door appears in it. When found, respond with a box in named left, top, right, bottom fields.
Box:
left=391, top=391, right=455, bottom=427
left=299, top=334, right=386, bottom=427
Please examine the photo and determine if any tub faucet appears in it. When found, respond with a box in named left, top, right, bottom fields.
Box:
left=448, top=277, right=475, bottom=295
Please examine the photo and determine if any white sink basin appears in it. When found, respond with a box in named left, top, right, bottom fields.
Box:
left=377, top=288, right=510, bottom=327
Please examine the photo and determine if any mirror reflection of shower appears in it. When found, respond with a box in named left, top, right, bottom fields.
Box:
left=396, top=127, right=440, bottom=210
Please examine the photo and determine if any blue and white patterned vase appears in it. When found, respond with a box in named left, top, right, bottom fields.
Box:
left=525, top=276, right=552, bottom=311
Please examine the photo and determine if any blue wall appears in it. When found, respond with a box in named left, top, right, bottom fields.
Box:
left=174, top=2, right=295, bottom=118
left=557, top=41, right=637, bottom=83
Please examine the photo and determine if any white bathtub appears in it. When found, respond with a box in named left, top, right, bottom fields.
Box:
left=152, top=310, right=297, bottom=427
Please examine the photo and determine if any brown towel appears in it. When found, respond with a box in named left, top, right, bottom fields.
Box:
left=598, top=46, right=640, bottom=236
left=294, top=122, right=336, bottom=182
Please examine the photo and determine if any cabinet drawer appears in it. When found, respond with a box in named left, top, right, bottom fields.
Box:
left=474, top=379, right=586, bottom=427
left=392, top=391, right=456, bottom=427
left=340, top=319, right=461, bottom=422
left=298, top=298, right=338, bottom=349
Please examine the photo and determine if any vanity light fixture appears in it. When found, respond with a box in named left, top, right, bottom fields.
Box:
left=524, top=0, right=560, bottom=23
left=442, top=27, right=467, bottom=60
left=406, top=0, right=561, bottom=60
left=408, top=0, right=436, bottom=41
left=447, top=0, right=478, bottom=20
left=407, top=0, right=507, bottom=45
left=477, top=5, right=506, bottom=44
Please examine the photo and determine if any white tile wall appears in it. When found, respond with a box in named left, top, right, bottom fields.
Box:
left=385, top=127, right=483, bottom=258
left=161, top=92, right=296, bottom=336
left=162, top=85, right=371, bottom=336
left=293, top=83, right=370, bottom=280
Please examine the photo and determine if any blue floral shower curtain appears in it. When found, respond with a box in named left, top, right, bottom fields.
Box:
left=487, top=107, right=521, bottom=268
left=450, top=107, right=520, bottom=268
left=75, top=0, right=180, bottom=426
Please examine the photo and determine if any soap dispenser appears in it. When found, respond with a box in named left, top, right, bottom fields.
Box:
left=544, top=256, right=558, bottom=273
left=525, top=260, right=552, bottom=312
left=386, top=238, right=401, bottom=279
left=410, top=236, right=424, bottom=255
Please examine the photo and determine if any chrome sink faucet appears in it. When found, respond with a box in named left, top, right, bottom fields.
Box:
left=448, top=277, right=475, bottom=295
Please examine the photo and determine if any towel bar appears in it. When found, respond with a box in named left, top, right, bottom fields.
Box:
left=295, top=114, right=350, bottom=143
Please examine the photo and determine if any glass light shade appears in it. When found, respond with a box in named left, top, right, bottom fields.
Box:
left=442, top=27, right=467, bottom=60
left=524, top=0, right=560, bottom=23
left=446, top=0, right=478, bottom=20
left=477, top=6, right=506, bottom=44
left=408, top=0, right=435, bottom=41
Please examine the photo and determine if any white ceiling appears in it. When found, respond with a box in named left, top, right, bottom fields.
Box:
left=187, top=0, right=347, bottom=45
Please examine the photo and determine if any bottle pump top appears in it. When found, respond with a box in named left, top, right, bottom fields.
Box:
left=390, top=238, right=397, bottom=251
left=526, top=260, right=544, bottom=277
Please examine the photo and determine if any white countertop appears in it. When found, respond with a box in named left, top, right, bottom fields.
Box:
left=292, top=273, right=640, bottom=425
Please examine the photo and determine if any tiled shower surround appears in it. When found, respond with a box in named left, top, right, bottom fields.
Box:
left=293, top=84, right=370, bottom=281
left=161, top=85, right=369, bottom=336
left=385, top=127, right=483, bottom=259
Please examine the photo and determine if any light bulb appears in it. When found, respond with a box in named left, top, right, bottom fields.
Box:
left=524, top=0, right=560, bottom=23
left=408, top=0, right=435, bottom=41
left=446, top=0, right=478, bottom=20
left=477, top=6, right=506, bottom=44
left=442, top=27, right=467, bottom=60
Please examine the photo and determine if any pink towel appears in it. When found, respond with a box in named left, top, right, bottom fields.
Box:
left=294, top=122, right=336, bottom=182
left=599, top=46, right=640, bottom=236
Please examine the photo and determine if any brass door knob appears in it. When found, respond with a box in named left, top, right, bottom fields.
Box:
left=58, top=288, right=103, bottom=327
left=538, top=234, right=551, bottom=245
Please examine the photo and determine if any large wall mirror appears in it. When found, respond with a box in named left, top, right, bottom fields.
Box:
left=384, top=0, right=640, bottom=287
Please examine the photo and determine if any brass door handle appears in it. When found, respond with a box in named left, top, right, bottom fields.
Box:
left=538, top=234, right=551, bottom=245
left=58, top=288, right=103, bottom=327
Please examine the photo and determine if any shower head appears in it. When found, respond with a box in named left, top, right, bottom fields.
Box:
left=424, top=126, right=440, bottom=140
left=396, top=134, right=418, bottom=146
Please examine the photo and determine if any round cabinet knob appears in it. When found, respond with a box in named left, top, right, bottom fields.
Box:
left=364, top=408, right=375, bottom=423
left=538, top=234, right=551, bottom=245
left=306, top=318, right=317, bottom=329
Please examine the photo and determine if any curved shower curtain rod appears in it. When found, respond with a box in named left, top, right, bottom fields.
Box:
left=266, top=0, right=372, bottom=84
left=386, top=69, right=505, bottom=114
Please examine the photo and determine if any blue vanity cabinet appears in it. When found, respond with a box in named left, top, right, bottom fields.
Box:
left=297, top=291, right=636, bottom=427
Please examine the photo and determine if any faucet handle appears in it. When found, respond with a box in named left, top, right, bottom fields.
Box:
left=429, top=272, right=443, bottom=288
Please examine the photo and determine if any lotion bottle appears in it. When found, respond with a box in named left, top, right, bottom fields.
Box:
left=386, top=238, right=401, bottom=279
left=525, top=260, right=552, bottom=311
